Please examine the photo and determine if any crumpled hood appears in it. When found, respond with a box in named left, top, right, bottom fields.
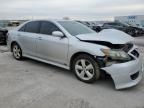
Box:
left=76, top=29, right=134, bottom=44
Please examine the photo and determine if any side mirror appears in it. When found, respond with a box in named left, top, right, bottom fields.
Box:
left=52, top=31, right=64, bottom=37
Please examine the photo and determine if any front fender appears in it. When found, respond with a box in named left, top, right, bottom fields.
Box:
left=68, top=41, right=108, bottom=65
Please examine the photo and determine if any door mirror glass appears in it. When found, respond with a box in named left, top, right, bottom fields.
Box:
left=52, top=31, right=64, bottom=37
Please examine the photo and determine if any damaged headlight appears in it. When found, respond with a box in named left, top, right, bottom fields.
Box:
left=101, top=49, right=131, bottom=61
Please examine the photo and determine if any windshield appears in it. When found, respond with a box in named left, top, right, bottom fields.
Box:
left=58, top=21, right=95, bottom=36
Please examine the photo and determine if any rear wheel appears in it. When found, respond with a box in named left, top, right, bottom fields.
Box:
left=72, top=54, right=100, bottom=83
left=12, top=43, right=23, bottom=60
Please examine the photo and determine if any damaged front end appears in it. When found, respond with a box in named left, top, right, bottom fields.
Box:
left=83, top=40, right=143, bottom=89
left=100, top=43, right=143, bottom=89
left=83, top=40, right=135, bottom=67
left=100, top=43, right=134, bottom=67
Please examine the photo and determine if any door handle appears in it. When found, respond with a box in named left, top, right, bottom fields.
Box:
left=38, top=37, right=42, bottom=40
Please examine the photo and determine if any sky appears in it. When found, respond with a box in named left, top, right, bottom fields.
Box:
left=0, top=0, right=144, bottom=21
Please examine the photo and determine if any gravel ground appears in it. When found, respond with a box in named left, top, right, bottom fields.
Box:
left=0, top=38, right=144, bottom=108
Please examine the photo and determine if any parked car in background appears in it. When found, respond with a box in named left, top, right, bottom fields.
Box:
left=135, top=24, right=144, bottom=31
left=0, top=27, right=8, bottom=44
left=125, top=23, right=144, bottom=35
left=77, top=21, right=101, bottom=32
left=101, top=22, right=143, bottom=36
left=8, top=20, right=143, bottom=89
left=92, top=25, right=102, bottom=32
left=8, top=21, right=20, bottom=27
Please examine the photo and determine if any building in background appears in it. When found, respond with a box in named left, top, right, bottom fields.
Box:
left=115, top=15, right=144, bottom=29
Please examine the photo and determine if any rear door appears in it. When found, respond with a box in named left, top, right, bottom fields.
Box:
left=18, top=21, right=40, bottom=56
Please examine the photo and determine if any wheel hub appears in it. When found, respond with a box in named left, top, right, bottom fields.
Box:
left=75, top=59, right=94, bottom=80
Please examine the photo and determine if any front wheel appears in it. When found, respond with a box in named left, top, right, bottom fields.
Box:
left=72, top=54, right=100, bottom=83
left=12, top=43, right=23, bottom=60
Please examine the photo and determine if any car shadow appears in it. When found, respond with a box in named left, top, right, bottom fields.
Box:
left=11, top=57, right=143, bottom=92
left=24, top=57, right=74, bottom=76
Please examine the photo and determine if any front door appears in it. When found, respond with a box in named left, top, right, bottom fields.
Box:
left=36, top=21, right=69, bottom=65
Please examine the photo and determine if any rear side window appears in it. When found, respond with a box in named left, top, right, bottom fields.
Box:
left=19, top=21, right=40, bottom=33
left=40, top=21, right=60, bottom=35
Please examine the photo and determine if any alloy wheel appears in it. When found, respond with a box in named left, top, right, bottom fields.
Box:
left=75, top=59, right=94, bottom=81
left=13, top=44, right=21, bottom=59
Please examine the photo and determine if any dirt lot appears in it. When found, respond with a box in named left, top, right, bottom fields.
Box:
left=0, top=37, right=144, bottom=108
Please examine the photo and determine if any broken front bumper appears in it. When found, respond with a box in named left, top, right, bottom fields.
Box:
left=100, top=44, right=144, bottom=90
left=101, top=55, right=143, bottom=89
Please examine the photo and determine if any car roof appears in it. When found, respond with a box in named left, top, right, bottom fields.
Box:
left=15, top=19, right=76, bottom=31
left=27, top=19, right=75, bottom=23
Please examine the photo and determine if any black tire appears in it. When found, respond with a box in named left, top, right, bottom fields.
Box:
left=72, top=54, right=100, bottom=83
left=12, top=43, right=23, bottom=60
left=127, top=30, right=136, bottom=37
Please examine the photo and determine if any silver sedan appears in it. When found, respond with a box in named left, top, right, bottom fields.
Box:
left=7, top=20, right=143, bottom=89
